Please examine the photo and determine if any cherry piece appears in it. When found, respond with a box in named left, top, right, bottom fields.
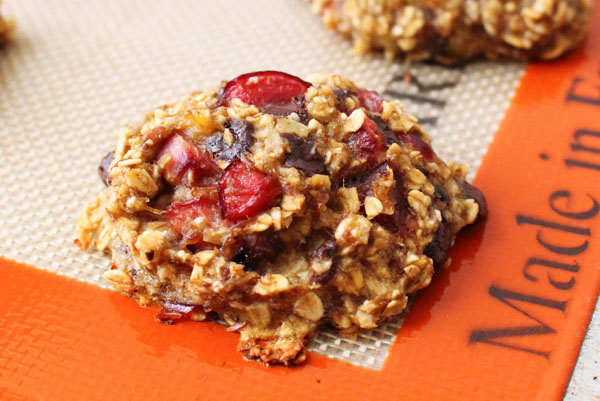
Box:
left=399, top=130, right=434, bottom=161
left=222, top=71, right=311, bottom=116
left=163, top=192, right=221, bottom=244
left=155, top=302, right=196, bottom=325
left=370, top=116, right=434, bottom=161
left=156, top=131, right=219, bottom=186
left=218, top=160, right=282, bottom=222
left=356, top=89, right=383, bottom=113
left=348, top=116, right=384, bottom=162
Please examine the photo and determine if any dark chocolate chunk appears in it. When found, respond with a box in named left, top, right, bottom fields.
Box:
left=283, top=134, right=327, bottom=176
left=373, top=167, right=408, bottom=236
left=312, top=239, right=338, bottom=284
left=314, top=239, right=336, bottom=259
left=424, top=219, right=453, bottom=269
left=433, top=183, right=450, bottom=204
left=206, top=119, right=254, bottom=161
left=348, top=162, right=408, bottom=235
left=262, top=95, right=308, bottom=124
left=333, top=89, right=351, bottom=112
left=234, top=232, right=284, bottom=272
left=459, top=180, right=488, bottom=221
left=98, top=151, right=114, bottom=185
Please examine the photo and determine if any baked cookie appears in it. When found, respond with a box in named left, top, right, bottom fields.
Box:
left=77, top=71, right=487, bottom=365
left=0, top=1, right=14, bottom=46
left=311, top=0, right=593, bottom=63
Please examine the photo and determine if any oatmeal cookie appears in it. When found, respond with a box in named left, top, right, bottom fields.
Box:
left=0, top=1, right=13, bottom=46
left=77, top=71, right=487, bottom=365
left=311, top=0, right=593, bottom=63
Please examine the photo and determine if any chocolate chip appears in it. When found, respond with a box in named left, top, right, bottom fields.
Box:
left=283, top=134, right=327, bottom=176
left=424, top=219, right=453, bottom=269
left=312, top=239, right=338, bottom=284
left=459, top=180, right=488, bottom=221
left=98, top=151, right=114, bottom=185
left=370, top=115, right=399, bottom=147
left=261, top=95, right=308, bottom=123
left=206, top=119, right=254, bottom=161
left=333, top=89, right=351, bottom=112
left=352, top=162, right=389, bottom=200
left=433, top=184, right=450, bottom=204
left=314, top=239, right=336, bottom=259
left=234, top=232, right=283, bottom=272
left=373, top=167, right=408, bottom=235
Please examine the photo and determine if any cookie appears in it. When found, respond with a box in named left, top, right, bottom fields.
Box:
left=311, top=0, right=593, bottom=63
left=77, top=71, right=487, bottom=365
left=0, top=1, right=13, bottom=46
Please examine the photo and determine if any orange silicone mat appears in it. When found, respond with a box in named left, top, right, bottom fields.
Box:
left=2, top=4, right=600, bottom=401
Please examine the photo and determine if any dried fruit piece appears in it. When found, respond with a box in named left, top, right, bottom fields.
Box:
left=98, top=151, right=114, bottom=185
left=356, top=89, right=383, bottom=113
left=348, top=115, right=384, bottom=162
left=372, top=116, right=434, bottom=161
left=399, top=130, right=434, bottom=161
left=163, top=191, right=221, bottom=244
left=222, top=71, right=311, bottom=116
left=283, top=134, right=326, bottom=176
left=157, top=131, right=219, bottom=185
left=218, top=160, right=282, bottom=222
left=156, top=302, right=196, bottom=325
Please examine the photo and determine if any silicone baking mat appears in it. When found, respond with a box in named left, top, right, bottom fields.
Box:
left=0, top=1, right=599, bottom=400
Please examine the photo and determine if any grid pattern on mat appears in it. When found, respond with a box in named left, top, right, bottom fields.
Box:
left=0, top=0, right=525, bottom=370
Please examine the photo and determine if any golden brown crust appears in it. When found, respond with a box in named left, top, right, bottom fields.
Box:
left=311, top=0, right=593, bottom=63
left=77, top=73, right=486, bottom=365
left=0, top=1, right=14, bottom=47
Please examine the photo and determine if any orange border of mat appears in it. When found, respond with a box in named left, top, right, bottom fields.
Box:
left=2, top=7, right=600, bottom=400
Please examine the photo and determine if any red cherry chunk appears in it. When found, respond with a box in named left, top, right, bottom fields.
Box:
left=356, top=90, right=383, bottom=113
left=399, top=131, right=434, bottom=161
left=157, top=131, right=219, bottom=185
left=222, top=71, right=310, bottom=109
left=155, top=302, right=196, bottom=325
left=164, top=192, right=221, bottom=244
left=348, top=116, right=384, bottom=162
left=218, top=160, right=282, bottom=222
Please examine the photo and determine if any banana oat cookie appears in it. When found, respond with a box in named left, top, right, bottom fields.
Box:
left=311, top=0, right=593, bottom=63
left=77, top=71, right=487, bottom=365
